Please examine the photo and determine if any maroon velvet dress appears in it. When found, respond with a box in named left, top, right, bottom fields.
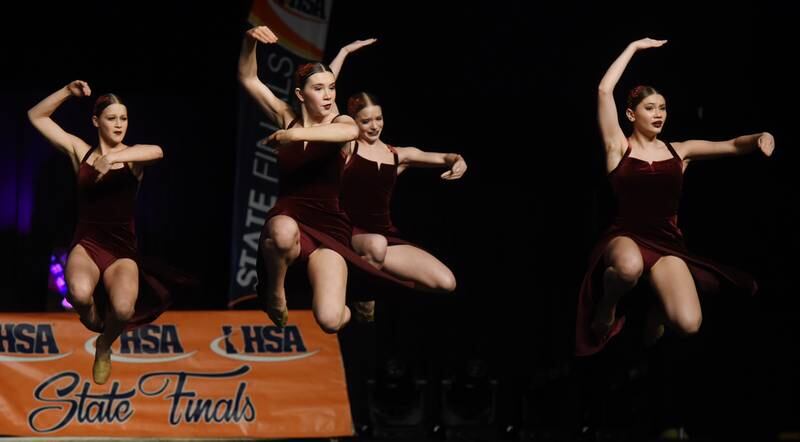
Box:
left=256, top=118, right=414, bottom=299
left=340, top=142, right=410, bottom=246
left=70, top=147, right=170, bottom=329
left=575, top=142, right=757, bottom=356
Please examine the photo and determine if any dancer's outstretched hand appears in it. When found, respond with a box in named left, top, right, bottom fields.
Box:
left=247, top=26, right=278, bottom=44
left=758, top=132, right=775, bottom=157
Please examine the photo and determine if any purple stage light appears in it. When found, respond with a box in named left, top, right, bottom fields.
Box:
left=48, top=251, right=70, bottom=309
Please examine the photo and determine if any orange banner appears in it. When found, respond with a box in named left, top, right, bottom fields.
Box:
left=249, top=0, right=333, bottom=60
left=0, top=311, right=352, bottom=438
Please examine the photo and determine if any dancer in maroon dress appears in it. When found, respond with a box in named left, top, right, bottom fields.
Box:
left=338, top=92, right=466, bottom=320
left=575, top=38, right=773, bottom=356
left=328, top=43, right=466, bottom=319
left=28, top=80, right=165, bottom=383
left=239, top=26, right=413, bottom=333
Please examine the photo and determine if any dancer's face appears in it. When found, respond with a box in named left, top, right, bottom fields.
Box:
left=355, top=105, right=384, bottom=143
left=627, top=94, right=666, bottom=136
left=92, top=104, right=128, bottom=145
left=296, top=72, right=336, bottom=119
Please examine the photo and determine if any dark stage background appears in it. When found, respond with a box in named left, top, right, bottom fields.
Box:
left=2, top=1, right=798, bottom=439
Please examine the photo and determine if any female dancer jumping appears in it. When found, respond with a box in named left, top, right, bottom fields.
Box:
left=575, top=38, right=772, bottom=356
left=28, top=80, right=165, bottom=383
left=239, top=26, right=413, bottom=333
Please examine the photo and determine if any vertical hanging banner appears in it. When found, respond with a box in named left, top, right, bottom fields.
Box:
left=229, top=0, right=334, bottom=308
left=0, top=311, right=351, bottom=438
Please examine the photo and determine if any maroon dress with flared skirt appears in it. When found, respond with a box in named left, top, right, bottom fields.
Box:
left=256, top=119, right=414, bottom=300
left=575, top=142, right=757, bottom=356
left=71, top=147, right=170, bottom=329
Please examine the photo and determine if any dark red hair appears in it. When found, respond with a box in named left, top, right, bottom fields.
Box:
left=347, top=92, right=380, bottom=117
